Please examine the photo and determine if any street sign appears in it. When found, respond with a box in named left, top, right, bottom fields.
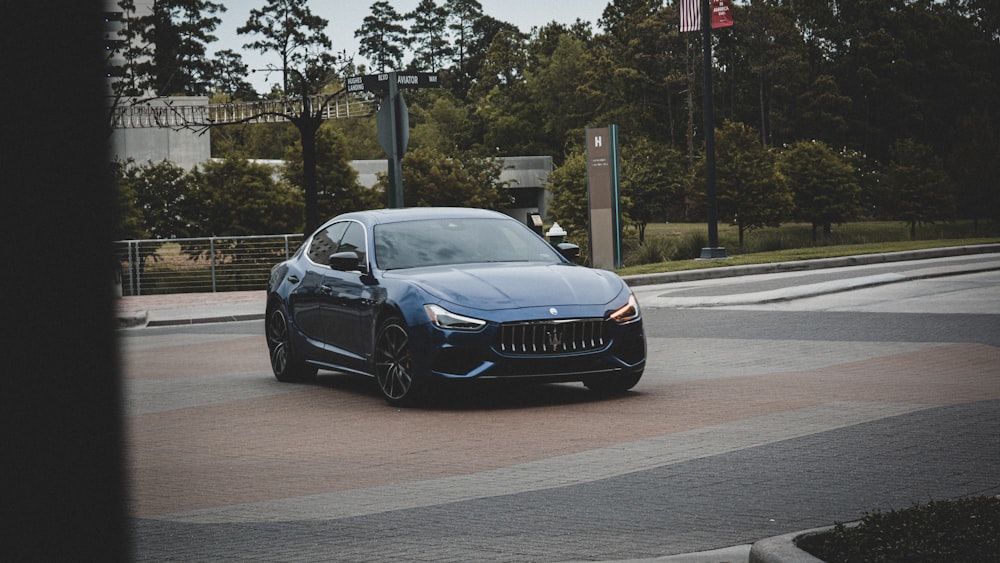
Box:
left=346, top=72, right=440, bottom=94
left=347, top=71, right=439, bottom=208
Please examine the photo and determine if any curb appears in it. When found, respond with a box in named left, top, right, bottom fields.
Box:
left=622, top=244, right=1000, bottom=287
left=748, top=526, right=831, bottom=563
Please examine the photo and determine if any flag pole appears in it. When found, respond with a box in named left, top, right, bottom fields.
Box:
left=699, top=0, right=727, bottom=259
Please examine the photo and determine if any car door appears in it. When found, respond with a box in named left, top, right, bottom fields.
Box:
left=288, top=221, right=349, bottom=344
left=317, top=221, right=372, bottom=371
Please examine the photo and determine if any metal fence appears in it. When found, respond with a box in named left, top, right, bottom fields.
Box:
left=115, top=234, right=303, bottom=296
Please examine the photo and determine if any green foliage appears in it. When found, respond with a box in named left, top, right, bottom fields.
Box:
left=190, top=156, right=304, bottom=235
left=884, top=139, right=958, bottom=239
left=110, top=161, right=146, bottom=242
left=799, top=497, right=1000, bottom=563
left=621, top=137, right=687, bottom=242
left=123, top=0, right=997, bottom=242
left=777, top=140, right=860, bottom=240
left=544, top=151, right=589, bottom=234
left=708, top=121, right=793, bottom=247
left=406, top=0, right=453, bottom=72
left=282, top=125, right=382, bottom=219
left=356, top=1, right=408, bottom=72
left=409, top=91, right=476, bottom=153
left=118, top=159, right=198, bottom=239
left=390, top=147, right=511, bottom=209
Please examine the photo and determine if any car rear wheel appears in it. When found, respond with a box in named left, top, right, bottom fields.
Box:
left=584, top=371, right=642, bottom=394
left=266, top=306, right=317, bottom=383
left=375, top=316, right=423, bottom=406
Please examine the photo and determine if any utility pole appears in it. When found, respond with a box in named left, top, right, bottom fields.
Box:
left=699, top=0, right=728, bottom=259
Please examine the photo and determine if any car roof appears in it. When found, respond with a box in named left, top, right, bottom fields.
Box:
left=329, top=207, right=510, bottom=226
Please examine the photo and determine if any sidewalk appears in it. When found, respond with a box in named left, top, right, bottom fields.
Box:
left=116, top=290, right=266, bottom=328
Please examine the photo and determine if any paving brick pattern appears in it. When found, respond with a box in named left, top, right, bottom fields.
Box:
left=120, top=260, right=1000, bottom=561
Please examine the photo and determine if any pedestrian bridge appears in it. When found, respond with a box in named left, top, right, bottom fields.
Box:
left=110, top=89, right=375, bottom=129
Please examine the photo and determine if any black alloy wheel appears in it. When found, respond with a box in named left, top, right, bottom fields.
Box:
left=266, top=306, right=317, bottom=383
left=375, top=317, right=422, bottom=406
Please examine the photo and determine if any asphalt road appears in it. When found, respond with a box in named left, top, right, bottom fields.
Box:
left=121, top=254, right=1000, bottom=562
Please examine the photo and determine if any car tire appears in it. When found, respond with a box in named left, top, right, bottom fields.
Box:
left=375, top=316, right=424, bottom=406
left=584, top=371, right=642, bottom=394
left=266, top=305, right=317, bottom=383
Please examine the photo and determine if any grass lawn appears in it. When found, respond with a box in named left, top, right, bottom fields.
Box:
left=613, top=221, right=1000, bottom=276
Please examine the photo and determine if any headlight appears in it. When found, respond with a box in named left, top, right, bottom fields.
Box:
left=610, top=294, right=641, bottom=323
left=424, top=304, right=487, bottom=331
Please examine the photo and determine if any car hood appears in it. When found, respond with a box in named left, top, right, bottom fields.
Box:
left=386, top=262, right=627, bottom=310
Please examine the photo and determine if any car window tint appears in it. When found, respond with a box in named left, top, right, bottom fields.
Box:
left=337, top=222, right=366, bottom=267
left=308, top=222, right=349, bottom=266
left=375, top=218, right=560, bottom=270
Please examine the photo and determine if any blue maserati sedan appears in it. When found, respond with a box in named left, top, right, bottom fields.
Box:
left=265, top=207, right=645, bottom=406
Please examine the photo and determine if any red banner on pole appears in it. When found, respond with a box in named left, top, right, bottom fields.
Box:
left=680, top=0, right=733, bottom=32
left=712, top=0, right=734, bottom=29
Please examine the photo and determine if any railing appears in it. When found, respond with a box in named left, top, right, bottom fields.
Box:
left=115, top=234, right=303, bottom=296
left=110, top=91, right=377, bottom=129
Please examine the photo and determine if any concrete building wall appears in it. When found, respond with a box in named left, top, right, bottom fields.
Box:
left=109, top=97, right=211, bottom=170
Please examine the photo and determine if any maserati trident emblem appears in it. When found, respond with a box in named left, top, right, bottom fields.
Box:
left=546, top=327, right=563, bottom=352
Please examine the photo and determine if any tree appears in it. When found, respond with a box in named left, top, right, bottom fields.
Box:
left=621, top=138, right=687, bottom=243
left=387, top=147, right=511, bottom=209
left=777, top=140, right=860, bottom=241
left=208, top=49, right=257, bottom=101
left=716, top=1, right=808, bottom=148
left=445, top=0, right=485, bottom=96
left=407, top=0, right=453, bottom=72
left=238, top=0, right=347, bottom=235
left=884, top=138, right=957, bottom=240
left=545, top=151, right=590, bottom=235
left=110, top=161, right=147, bottom=242
left=190, top=156, right=304, bottom=236
left=356, top=1, right=408, bottom=72
left=582, top=0, right=667, bottom=140
left=138, top=0, right=226, bottom=96
left=120, top=159, right=199, bottom=239
left=525, top=33, right=592, bottom=155
left=282, top=125, right=383, bottom=219
left=709, top=121, right=792, bottom=248
left=408, top=92, right=475, bottom=154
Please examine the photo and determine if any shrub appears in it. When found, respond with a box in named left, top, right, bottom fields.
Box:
left=798, top=496, right=1000, bottom=563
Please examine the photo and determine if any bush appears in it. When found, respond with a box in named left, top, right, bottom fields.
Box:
left=798, top=496, right=1000, bottom=562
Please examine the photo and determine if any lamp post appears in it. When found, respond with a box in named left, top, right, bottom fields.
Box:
left=698, top=0, right=728, bottom=260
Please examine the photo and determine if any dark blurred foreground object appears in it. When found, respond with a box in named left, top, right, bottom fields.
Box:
left=2, top=1, right=129, bottom=560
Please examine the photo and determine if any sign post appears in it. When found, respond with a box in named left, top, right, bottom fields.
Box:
left=586, top=125, right=622, bottom=270
left=346, top=71, right=440, bottom=208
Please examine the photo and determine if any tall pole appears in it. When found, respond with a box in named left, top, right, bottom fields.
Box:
left=699, top=0, right=727, bottom=259
left=386, top=74, right=404, bottom=208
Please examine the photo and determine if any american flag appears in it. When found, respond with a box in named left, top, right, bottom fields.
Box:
left=680, top=0, right=701, bottom=32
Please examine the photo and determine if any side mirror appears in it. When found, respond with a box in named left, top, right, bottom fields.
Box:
left=556, top=242, right=580, bottom=263
left=329, top=251, right=363, bottom=272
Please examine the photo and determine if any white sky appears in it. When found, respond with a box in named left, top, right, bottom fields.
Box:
left=212, top=0, right=616, bottom=92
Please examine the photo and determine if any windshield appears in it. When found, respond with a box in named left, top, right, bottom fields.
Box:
left=374, top=218, right=563, bottom=270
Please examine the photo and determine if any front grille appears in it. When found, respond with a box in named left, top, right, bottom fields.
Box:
left=497, top=319, right=606, bottom=355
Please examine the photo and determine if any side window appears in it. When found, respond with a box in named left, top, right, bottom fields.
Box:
left=307, top=222, right=349, bottom=266
left=337, top=222, right=367, bottom=268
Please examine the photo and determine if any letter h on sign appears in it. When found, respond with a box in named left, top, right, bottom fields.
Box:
left=594, top=135, right=603, bottom=148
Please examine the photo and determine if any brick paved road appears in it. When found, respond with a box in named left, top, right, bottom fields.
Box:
left=122, top=267, right=1000, bottom=562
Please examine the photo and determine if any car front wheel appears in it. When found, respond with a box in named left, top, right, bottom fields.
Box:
left=375, top=316, right=424, bottom=406
left=266, top=306, right=317, bottom=383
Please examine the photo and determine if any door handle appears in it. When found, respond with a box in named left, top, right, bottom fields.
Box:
left=287, top=275, right=300, bottom=284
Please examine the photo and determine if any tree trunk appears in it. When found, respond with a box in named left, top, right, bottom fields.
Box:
left=296, top=116, right=322, bottom=236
